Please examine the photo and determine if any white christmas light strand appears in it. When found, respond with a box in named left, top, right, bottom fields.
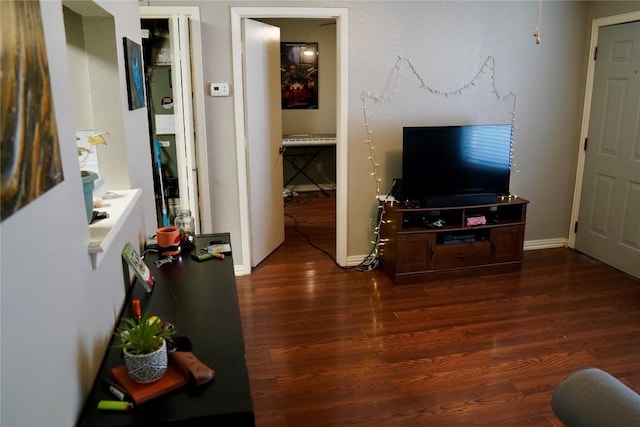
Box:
left=359, top=55, right=520, bottom=266
left=361, top=99, right=381, bottom=195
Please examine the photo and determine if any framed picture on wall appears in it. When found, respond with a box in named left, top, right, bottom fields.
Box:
left=1, top=0, right=64, bottom=222
left=280, top=42, right=318, bottom=109
left=123, top=37, right=145, bottom=110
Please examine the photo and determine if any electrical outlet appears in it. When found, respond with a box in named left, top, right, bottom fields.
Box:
left=369, top=218, right=377, bottom=232
left=316, top=162, right=323, bottom=172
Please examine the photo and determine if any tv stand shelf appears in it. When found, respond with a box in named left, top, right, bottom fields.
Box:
left=379, top=197, right=528, bottom=284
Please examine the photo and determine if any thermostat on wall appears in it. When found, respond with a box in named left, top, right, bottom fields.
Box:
left=210, top=82, right=230, bottom=97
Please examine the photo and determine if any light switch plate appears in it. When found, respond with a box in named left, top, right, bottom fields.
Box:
left=210, top=82, right=230, bottom=97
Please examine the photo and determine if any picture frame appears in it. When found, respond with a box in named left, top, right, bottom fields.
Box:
left=122, top=243, right=154, bottom=293
left=123, top=37, right=145, bottom=110
left=1, top=0, right=64, bottom=221
left=280, top=42, right=318, bottom=109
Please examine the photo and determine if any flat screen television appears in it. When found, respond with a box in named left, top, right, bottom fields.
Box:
left=402, top=124, right=513, bottom=207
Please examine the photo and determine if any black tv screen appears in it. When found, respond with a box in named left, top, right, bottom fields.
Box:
left=402, top=124, right=513, bottom=206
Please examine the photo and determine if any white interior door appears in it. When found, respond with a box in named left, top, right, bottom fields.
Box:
left=168, top=15, right=200, bottom=232
left=243, top=19, right=284, bottom=266
left=575, top=21, right=640, bottom=278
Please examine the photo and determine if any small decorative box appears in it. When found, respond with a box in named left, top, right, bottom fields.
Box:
left=466, top=215, right=486, bottom=226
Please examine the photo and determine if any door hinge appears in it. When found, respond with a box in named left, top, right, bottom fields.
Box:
left=584, top=137, right=588, bottom=151
left=574, top=221, right=579, bottom=233
left=594, top=46, right=598, bottom=61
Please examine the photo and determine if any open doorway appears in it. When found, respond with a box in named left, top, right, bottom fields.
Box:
left=258, top=17, right=337, bottom=261
left=139, top=6, right=211, bottom=233
left=231, top=7, right=349, bottom=274
left=140, top=19, right=181, bottom=226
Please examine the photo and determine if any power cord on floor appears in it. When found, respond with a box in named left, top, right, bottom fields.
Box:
left=285, top=212, right=344, bottom=268
left=284, top=190, right=319, bottom=207
left=285, top=191, right=380, bottom=272
left=285, top=212, right=375, bottom=272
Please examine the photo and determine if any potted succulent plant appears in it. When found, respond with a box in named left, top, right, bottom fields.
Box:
left=112, top=312, right=176, bottom=384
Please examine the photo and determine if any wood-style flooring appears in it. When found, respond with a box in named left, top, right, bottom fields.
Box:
left=235, top=191, right=640, bottom=426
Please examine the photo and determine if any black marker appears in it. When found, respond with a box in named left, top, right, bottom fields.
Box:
left=101, top=378, right=130, bottom=401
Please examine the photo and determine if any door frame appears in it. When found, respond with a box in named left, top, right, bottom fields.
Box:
left=139, top=6, right=212, bottom=233
left=231, top=7, right=349, bottom=274
left=568, top=10, right=640, bottom=248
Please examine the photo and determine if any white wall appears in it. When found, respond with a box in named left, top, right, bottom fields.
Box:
left=0, top=1, right=155, bottom=425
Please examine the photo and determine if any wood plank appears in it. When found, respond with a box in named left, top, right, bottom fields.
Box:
left=236, top=191, right=640, bottom=426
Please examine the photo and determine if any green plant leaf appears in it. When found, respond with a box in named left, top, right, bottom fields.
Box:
left=112, top=312, right=176, bottom=355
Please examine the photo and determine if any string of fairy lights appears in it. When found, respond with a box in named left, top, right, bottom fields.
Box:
left=358, top=55, right=520, bottom=269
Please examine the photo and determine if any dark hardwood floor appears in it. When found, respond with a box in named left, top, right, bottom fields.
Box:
left=235, top=191, right=640, bottom=426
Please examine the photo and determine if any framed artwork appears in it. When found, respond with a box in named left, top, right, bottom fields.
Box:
left=123, top=37, right=145, bottom=110
left=280, top=42, right=318, bottom=109
left=1, top=0, right=64, bottom=222
left=122, top=243, right=154, bottom=293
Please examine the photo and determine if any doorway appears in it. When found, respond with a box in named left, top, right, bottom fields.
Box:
left=140, top=18, right=181, bottom=226
left=570, top=12, right=640, bottom=278
left=231, top=7, right=349, bottom=274
left=258, top=17, right=337, bottom=264
left=139, top=6, right=211, bottom=233
left=260, top=17, right=337, bottom=195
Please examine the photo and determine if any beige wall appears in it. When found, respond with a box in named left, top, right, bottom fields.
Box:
left=589, top=1, right=640, bottom=19
left=261, top=17, right=338, bottom=188
left=64, top=7, right=95, bottom=130
left=263, top=18, right=338, bottom=135
left=146, top=0, right=604, bottom=261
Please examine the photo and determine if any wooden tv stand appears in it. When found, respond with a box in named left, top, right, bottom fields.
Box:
left=379, top=197, right=528, bottom=284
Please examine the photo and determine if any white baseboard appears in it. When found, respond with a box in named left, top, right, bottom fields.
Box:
left=234, top=265, right=248, bottom=276
left=346, top=254, right=371, bottom=267
left=523, top=238, right=568, bottom=250
left=236, top=239, right=571, bottom=274
left=285, top=183, right=335, bottom=193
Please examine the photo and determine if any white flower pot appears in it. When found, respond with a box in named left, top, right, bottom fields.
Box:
left=123, top=340, right=168, bottom=384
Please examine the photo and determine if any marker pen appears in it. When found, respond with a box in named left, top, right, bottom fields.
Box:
left=132, top=299, right=141, bottom=324
left=101, top=378, right=130, bottom=401
left=97, top=400, right=133, bottom=412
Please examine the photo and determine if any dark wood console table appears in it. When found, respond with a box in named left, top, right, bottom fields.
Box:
left=77, top=233, right=254, bottom=426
